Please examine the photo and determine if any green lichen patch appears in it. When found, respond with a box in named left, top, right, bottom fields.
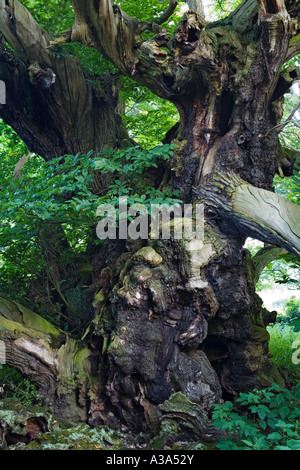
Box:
left=0, top=399, right=125, bottom=451
left=132, top=247, right=163, bottom=267
left=153, top=392, right=218, bottom=448
left=0, top=398, right=76, bottom=449
left=26, top=424, right=124, bottom=450
left=250, top=324, right=270, bottom=343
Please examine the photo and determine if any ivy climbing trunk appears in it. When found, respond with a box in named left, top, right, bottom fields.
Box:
left=0, top=0, right=299, bottom=442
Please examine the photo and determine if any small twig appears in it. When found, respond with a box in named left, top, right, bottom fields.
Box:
left=264, top=100, right=300, bottom=137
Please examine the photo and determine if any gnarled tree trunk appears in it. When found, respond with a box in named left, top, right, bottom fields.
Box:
left=0, top=0, right=299, bottom=440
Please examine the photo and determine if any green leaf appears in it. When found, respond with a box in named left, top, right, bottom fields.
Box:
left=241, top=440, right=256, bottom=448
left=259, top=420, right=267, bottom=430
left=278, top=406, right=291, bottom=420
left=267, top=432, right=282, bottom=442
left=273, top=445, right=293, bottom=450
left=290, top=318, right=300, bottom=332
left=286, top=440, right=300, bottom=450
left=257, top=405, right=269, bottom=420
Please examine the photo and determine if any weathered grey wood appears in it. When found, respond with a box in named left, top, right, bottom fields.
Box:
left=185, top=0, right=205, bottom=17
left=234, top=184, right=300, bottom=257
left=200, top=174, right=300, bottom=258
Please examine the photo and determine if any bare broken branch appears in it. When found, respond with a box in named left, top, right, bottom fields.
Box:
left=13, top=151, right=31, bottom=180
left=199, top=172, right=300, bottom=258
left=252, top=245, right=287, bottom=283
left=156, top=0, right=178, bottom=25
left=265, top=99, right=300, bottom=137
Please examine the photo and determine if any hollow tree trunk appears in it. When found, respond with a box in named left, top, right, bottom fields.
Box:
left=0, top=0, right=299, bottom=440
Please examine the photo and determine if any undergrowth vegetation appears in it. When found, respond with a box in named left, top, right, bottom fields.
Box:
left=0, top=364, right=42, bottom=407
left=212, top=383, right=300, bottom=450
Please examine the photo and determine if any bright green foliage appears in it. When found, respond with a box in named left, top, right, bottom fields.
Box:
left=20, top=0, right=74, bottom=35
left=94, top=144, right=181, bottom=208
left=117, top=0, right=186, bottom=28
left=0, top=144, right=181, bottom=306
left=257, top=253, right=300, bottom=293
left=272, top=253, right=300, bottom=289
left=291, top=156, right=300, bottom=204
left=290, top=317, right=300, bottom=333
left=268, top=323, right=300, bottom=381
left=210, top=0, right=242, bottom=19
left=212, top=383, right=300, bottom=450
left=121, top=82, right=179, bottom=148
left=277, top=296, right=300, bottom=324
left=0, top=121, right=28, bottom=179
left=275, top=296, right=300, bottom=333
left=275, top=155, right=300, bottom=207
left=278, top=83, right=300, bottom=159
left=0, top=364, right=42, bottom=407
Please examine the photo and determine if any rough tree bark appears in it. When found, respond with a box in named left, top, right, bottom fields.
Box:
left=0, top=0, right=299, bottom=441
left=0, top=0, right=129, bottom=158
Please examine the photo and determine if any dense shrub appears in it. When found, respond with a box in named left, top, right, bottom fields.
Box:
left=276, top=296, right=300, bottom=325
left=268, top=323, right=300, bottom=382
left=0, top=365, right=42, bottom=407
left=212, top=383, right=300, bottom=450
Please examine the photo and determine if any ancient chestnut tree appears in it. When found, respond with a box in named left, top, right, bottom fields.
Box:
left=0, top=0, right=299, bottom=439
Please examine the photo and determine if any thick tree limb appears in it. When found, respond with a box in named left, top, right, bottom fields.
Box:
left=65, top=0, right=178, bottom=99
left=252, top=245, right=287, bottom=283
left=184, top=0, right=205, bottom=18
left=287, top=35, right=300, bottom=61
left=200, top=173, right=300, bottom=258
left=0, top=297, right=91, bottom=421
left=0, top=297, right=64, bottom=395
left=156, top=0, right=178, bottom=25
left=49, top=0, right=298, bottom=110
left=0, top=0, right=128, bottom=158
left=0, top=0, right=51, bottom=64
left=233, top=184, right=300, bottom=257
left=257, top=0, right=299, bottom=60
left=69, top=0, right=143, bottom=75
